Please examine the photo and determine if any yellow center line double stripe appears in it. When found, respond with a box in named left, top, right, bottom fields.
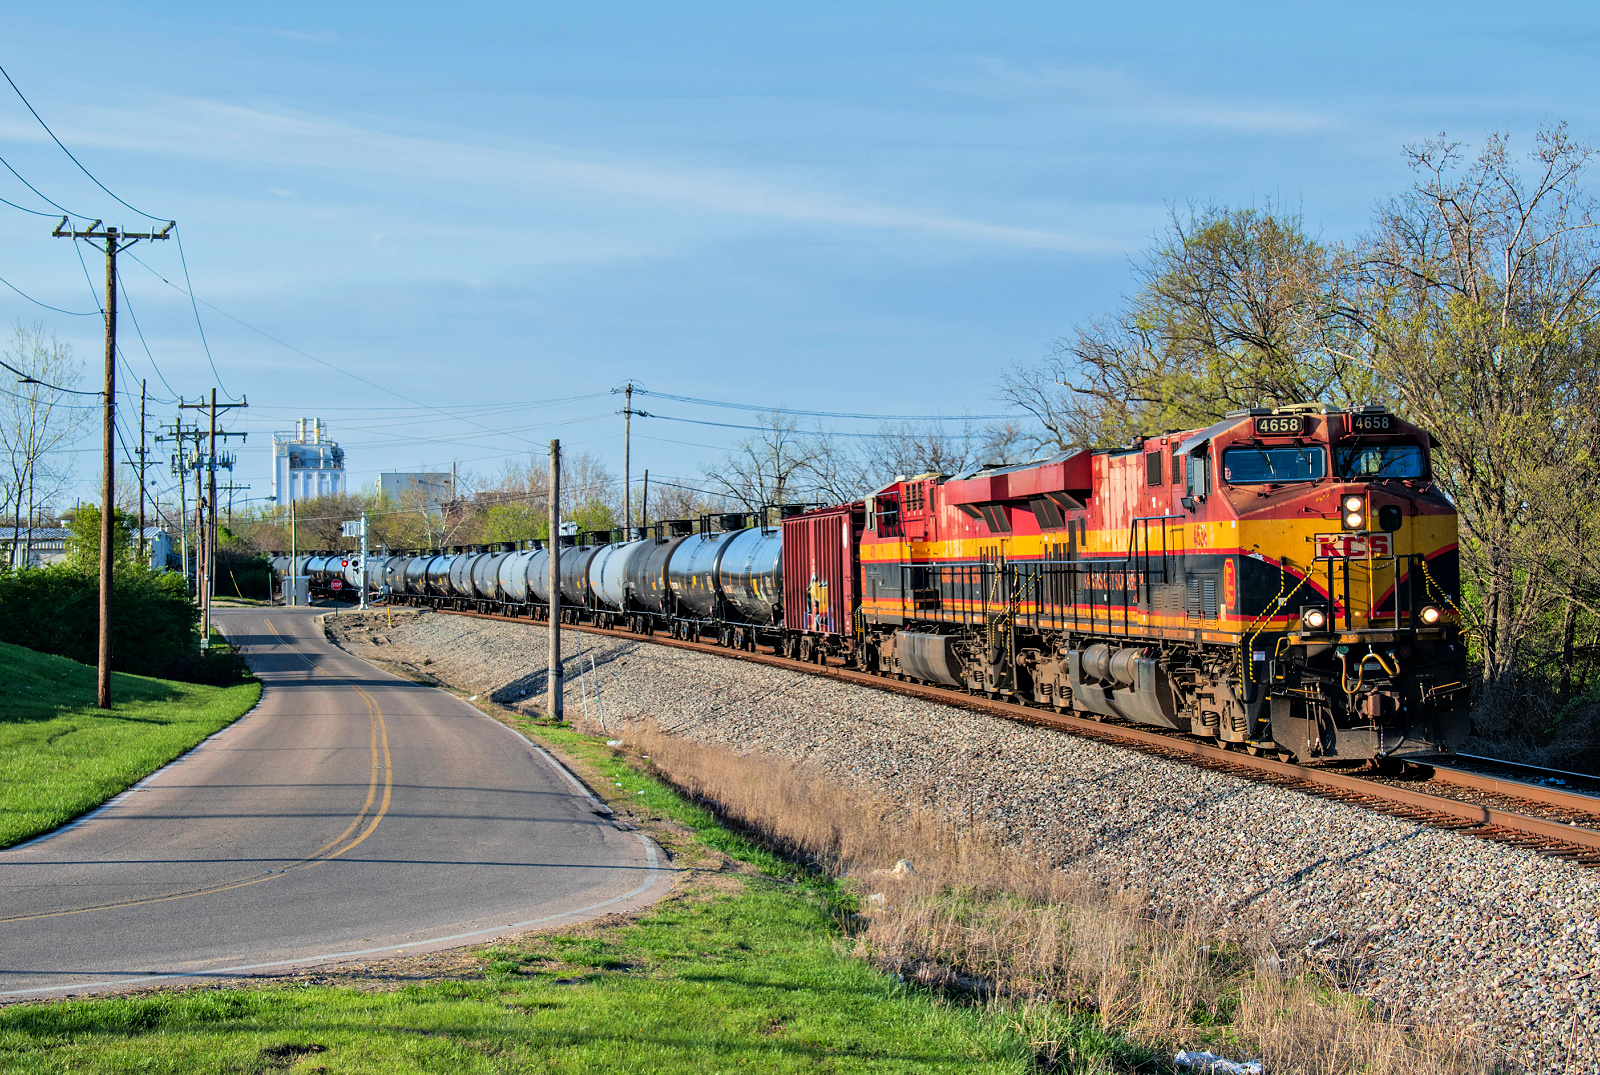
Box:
left=0, top=640, right=395, bottom=924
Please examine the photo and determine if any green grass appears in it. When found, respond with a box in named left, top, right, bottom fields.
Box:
left=0, top=640, right=261, bottom=849
left=0, top=706, right=1150, bottom=1074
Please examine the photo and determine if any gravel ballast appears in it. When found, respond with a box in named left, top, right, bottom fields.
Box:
left=327, top=608, right=1599, bottom=1071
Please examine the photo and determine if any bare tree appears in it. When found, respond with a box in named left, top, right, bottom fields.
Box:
left=700, top=412, right=827, bottom=510
left=1, top=322, right=88, bottom=566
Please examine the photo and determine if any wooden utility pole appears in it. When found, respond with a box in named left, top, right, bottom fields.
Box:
left=623, top=382, right=632, bottom=533
left=136, top=380, right=147, bottom=565
left=548, top=438, right=563, bottom=722
left=53, top=217, right=173, bottom=708
left=159, top=412, right=201, bottom=582
left=180, top=390, right=246, bottom=648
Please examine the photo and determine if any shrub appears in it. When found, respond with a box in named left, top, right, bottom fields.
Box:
left=0, top=563, right=238, bottom=683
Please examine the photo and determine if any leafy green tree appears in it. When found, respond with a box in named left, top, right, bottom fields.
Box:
left=998, top=203, right=1382, bottom=451
left=1338, top=126, right=1600, bottom=716
left=63, top=504, right=136, bottom=575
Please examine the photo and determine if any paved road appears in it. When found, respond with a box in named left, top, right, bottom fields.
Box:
left=0, top=606, right=668, bottom=999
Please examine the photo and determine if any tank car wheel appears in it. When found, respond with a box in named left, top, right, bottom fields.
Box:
left=1277, top=750, right=1295, bottom=764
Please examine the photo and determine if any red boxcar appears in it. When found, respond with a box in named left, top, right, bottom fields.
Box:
left=782, top=502, right=863, bottom=641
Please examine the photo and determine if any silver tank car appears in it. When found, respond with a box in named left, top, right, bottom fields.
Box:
left=405, top=554, right=434, bottom=595
left=628, top=535, right=690, bottom=613
left=383, top=556, right=409, bottom=594
left=498, top=549, right=534, bottom=603
left=667, top=530, right=744, bottom=618
left=559, top=543, right=599, bottom=606
left=471, top=551, right=507, bottom=601
left=590, top=539, right=654, bottom=611
left=425, top=553, right=455, bottom=596
left=527, top=547, right=552, bottom=604
left=447, top=552, right=478, bottom=598
left=717, top=527, right=783, bottom=624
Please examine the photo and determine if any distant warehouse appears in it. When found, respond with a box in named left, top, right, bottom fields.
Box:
left=381, top=472, right=454, bottom=514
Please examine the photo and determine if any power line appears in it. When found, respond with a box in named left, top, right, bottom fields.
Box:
left=0, top=63, right=165, bottom=222
left=172, top=228, right=228, bottom=396
left=121, top=250, right=552, bottom=450
left=0, top=272, right=97, bottom=316
left=634, top=409, right=970, bottom=439
left=0, top=152, right=90, bottom=220
left=635, top=388, right=1019, bottom=422
left=0, top=356, right=101, bottom=396
left=115, top=274, right=180, bottom=398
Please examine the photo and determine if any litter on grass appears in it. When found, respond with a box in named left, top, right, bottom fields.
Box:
left=1174, top=1050, right=1264, bottom=1074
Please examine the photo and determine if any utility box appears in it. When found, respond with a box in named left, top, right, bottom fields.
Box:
left=284, top=576, right=310, bottom=606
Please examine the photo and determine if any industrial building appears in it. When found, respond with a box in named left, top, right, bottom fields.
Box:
left=272, top=418, right=346, bottom=504
left=380, top=471, right=454, bottom=514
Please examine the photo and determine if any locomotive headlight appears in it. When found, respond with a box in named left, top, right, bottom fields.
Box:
left=1419, top=605, right=1442, bottom=626
left=1342, top=494, right=1365, bottom=531
left=1301, top=606, right=1328, bottom=631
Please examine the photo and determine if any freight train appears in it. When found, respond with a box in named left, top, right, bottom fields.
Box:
left=273, top=402, right=1470, bottom=763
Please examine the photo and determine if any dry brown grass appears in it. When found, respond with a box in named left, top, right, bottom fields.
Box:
left=604, top=719, right=1496, bottom=1075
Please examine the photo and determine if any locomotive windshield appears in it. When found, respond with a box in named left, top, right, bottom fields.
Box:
left=1336, top=444, right=1426, bottom=480
left=1222, top=446, right=1326, bottom=484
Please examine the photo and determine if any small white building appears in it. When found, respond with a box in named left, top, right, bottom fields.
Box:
left=0, top=526, right=172, bottom=570
left=272, top=418, right=347, bottom=504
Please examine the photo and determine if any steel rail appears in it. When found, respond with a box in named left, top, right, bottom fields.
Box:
left=408, top=605, right=1600, bottom=863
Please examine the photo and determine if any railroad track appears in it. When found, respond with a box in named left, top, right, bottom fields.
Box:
left=408, top=604, right=1600, bottom=867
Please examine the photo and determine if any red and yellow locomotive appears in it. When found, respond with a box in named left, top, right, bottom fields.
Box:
left=783, top=403, right=1470, bottom=762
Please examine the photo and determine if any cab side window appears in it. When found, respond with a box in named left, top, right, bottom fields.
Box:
left=1187, top=451, right=1211, bottom=498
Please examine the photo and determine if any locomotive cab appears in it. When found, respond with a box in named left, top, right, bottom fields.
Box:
left=1201, top=403, right=1470, bottom=761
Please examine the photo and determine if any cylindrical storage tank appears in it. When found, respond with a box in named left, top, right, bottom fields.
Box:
left=448, top=552, right=478, bottom=597
left=383, top=556, right=409, bottom=593
left=527, top=547, right=552, bottom=604
left=591, top=539, right=654, bottom=611
left=304, top=555, right=329, bottom=580
left=498, top=550, right=533, bottom=603
left=471, top=552, right=506, bottom=600
left=559, top=543, right=599, bottom=606
left=631, top=535, right=691, bottom=613
left=425, top=553, right=454, bottom=595
left=269, top=555, right=288, bottom=577
left=717, top=528, right=783, bottom=624
left=666, top=530, right=744, bottom=618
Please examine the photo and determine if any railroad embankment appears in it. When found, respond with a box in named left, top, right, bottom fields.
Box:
left=327, top=608, right=1598, bottom=1073
left=0, top=640, right=261, bottom=849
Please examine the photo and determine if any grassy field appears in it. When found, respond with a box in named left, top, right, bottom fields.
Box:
left=0, top=709, right=1142, bottom=1075
left=0, top=640, right=261, bottom=849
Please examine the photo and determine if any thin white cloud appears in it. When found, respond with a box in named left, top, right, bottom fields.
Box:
left=950, top=59, right=1352, bottom=138
left=0, top=96, right=1114, bottom=253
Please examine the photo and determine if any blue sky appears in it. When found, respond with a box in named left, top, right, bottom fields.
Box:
left=1, top=2, right=1595, bottom=513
